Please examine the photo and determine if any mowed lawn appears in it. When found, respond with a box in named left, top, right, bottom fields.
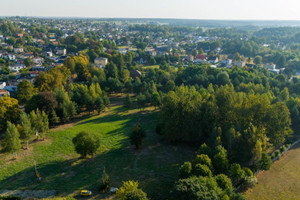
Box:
left=244, top=143, right=300, bottom=200
left=0, top=105, right=195, bottom=199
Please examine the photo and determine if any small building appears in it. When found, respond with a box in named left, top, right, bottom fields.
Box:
left=130, top=70, right=142, bottom=79
left=57, top=48, right=67, bottom=56
left=265, top=63, right=276, bottom=70
left=0, top=82, right=6, bottom=90
left=14, top=47, right=24, bottom=54
left=234, top=61, right=246, bottom=68
left=32, top=57, right=44, bottom=65
left=94, top=57, right=108, bottom=68
left=0, top=90, right=10, bottom=98
left=9, top=64, right=25, bottom=72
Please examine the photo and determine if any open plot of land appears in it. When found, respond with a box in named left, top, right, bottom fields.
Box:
left=0, top=105, right=195, bottom=199
left=244, top=143, right=300, bottom=200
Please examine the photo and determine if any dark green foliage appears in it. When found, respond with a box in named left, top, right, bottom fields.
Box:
left=179, top=162, right=192, bottom=179
left=99, top=168, right=110, bottom=193
left=130, top=125, right=146, bottom=149
left=124, top=94, right=133, bottom=108
left=0, top=196, right=21, bottom=200
left=243, top=168, right=253, bottom=177
left=72, top=131, right=100, bottom=157
left=229, top=163, right=245, bottom=185
left=193, top=164, right=212, bottom=177
left=258, top=152, right=272, bottom=170
left=174, top=176, right=223, bottom=200
left=212, top=146, right=229, bottom=174
left=197, top=143, right=211, bottom=157
left=193, top=154, right=213, bottom=170
left=215, top=174, right=233, bottom=194
left=125, top=189, right=149, bottom=200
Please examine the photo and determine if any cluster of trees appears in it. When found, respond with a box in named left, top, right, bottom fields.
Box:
left=1, top=109, right=49, bottom=157
left=158, top=85, right=291, bottom=166
left=175, top=142, right=271, bottom=200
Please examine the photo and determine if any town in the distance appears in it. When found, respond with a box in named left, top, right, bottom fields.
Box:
left=0, top=17, right=300, bottom=200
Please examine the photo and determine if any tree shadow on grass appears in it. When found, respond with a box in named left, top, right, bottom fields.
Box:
left=0, top=109, right=193, bottom=200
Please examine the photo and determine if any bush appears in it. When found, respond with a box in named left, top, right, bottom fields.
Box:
left=72, top=131, right=100, bottom=157
left=280, top=145, right=287, bottom=153
left=123, top=94, right=132, bottom=108
left=215, top=174, right=233, bottom=194
left=193, top=154, right=212, bottom=170
left=130, top=124, right=146, bottom=149
left=258, top=152, right=272, bottom=170
left=193, top=164, right=212, bottom=177
left=232, top=193, right=247, bottom=200
left=243, top=168, right=253, bottom=177
left=241, top=176, right=257, bottom=190
left=197, top=143, right=211, bottom=156
left=116, top=180, right=149, bottom=200
left=174, top=176, right=223, bottom=200
left=179, top=162, right=192, bottom=179
left=99, top=168, right=110, bottom=193
left=0, top=197, right=21, bottom=200
left=125, top=189, right=149, bottom=200
left=229, top=163, right=245, bottom=185
left=274, top=150, right=281, bottom=159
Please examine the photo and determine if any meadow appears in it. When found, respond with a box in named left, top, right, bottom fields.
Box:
left=0, top=101, right=195, bottom=199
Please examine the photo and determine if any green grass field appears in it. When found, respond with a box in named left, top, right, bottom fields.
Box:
left=244, top=142, right=300, bottom=200
left=141, top=65, right=160, bottom=69
left=0, top=104, right=195, bottom=199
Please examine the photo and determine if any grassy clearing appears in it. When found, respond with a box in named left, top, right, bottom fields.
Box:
left=141, top=65, right=160, bottom=69
left=244, top=143, right=300, bottom=200
left=0, top=104, right=195, bottom=199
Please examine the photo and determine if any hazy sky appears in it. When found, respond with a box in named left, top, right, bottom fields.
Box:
left=0, top=0, right=300, bottom=20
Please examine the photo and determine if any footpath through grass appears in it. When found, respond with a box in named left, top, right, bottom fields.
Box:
left=244, top=142, right=300, bottom=200
left=0, top=105, right=195, bottom=199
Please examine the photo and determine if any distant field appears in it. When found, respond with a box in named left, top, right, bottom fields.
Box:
left=142, top=65, right=160, bottom=69
left=0, top=103, right=194, bottom=199
left=244, top=142, right=300, bottom=200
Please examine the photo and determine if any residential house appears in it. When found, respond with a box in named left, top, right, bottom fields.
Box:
left=265, top=63, right=276, bottom=70
left=194, top=54, right=207, bottom=64
left=208, top=56, right=219, bottom=64
left=0, top=90, right=10, bottom=98
left=220, top=59, right=232, bottom=68
left=14, top=47, right=24, bottom=54
left=0, top=82, right=6, bottom=90
left=94, top=57, right=108, bottom=68
left=32, top=57, right=44, bottom=65
left=57, top=48, right=67, bottom=56
left=9, top=64, right=25, bottom=72
left=234, top=61, right=246, bottom=68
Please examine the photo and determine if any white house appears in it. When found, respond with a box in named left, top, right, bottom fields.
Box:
left=9, top=64, right=25, bottom=72
left=94, top=57, right=108, bottom=68
left=32, top=57, right=44, bottom=65
left=57, top=48, right=67, bottom=56
left=13, top=47, right=24, bottom=54
left=0, top=82, right=6, bottom=90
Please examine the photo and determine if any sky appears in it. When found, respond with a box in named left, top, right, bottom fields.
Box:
left=0, top=0, right=300, bottom=20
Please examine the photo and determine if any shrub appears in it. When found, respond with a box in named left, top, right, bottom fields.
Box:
left=274, top=150, right=281, bottom=159
left=99, top=168, right=110, bottom=193
left=243, top=168, right=253, bottom=177
left=213, top=145, right=229, bottom=174
left=193, top=154, right=212, bottom=170
left=221, top=195, right=230, bottom=200
left=179, top=162, right=192, bottom=179
left=72, top=131, right=100, bottom=157
left=258, top=152, right=272, bottom=170
left=174, top=176, right=223, bottom=200
left=116, top=180, right=149, bottom=200
left=215, top=174, right=233, bottom=194
left=123, top=94, right=132, bottom=108
left=0, top=197, right=21, bottom=200
left=197, top=143, right=211, bottom=156
left=229, top=163, right=245, bottom=185
left=242, top=176, right=257, bottom=190
left=130, top=124, right=146, bottom=149
left=280, top=145, right=287, bottom=153
left=193, top=164, right=212, bottom=177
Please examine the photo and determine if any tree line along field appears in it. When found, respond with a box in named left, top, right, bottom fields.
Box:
left=0, top=100, right=195, bottom=200
left=243, top=142, right=300, bottom=200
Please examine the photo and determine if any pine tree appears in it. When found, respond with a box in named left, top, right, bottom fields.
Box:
left=3, top=121, right=21, bottom=158
left=123, top=94, right=132, bottom=108
left=50, top=110, right=60, bottom=125
left=20, top=112, right=33, bottom=149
